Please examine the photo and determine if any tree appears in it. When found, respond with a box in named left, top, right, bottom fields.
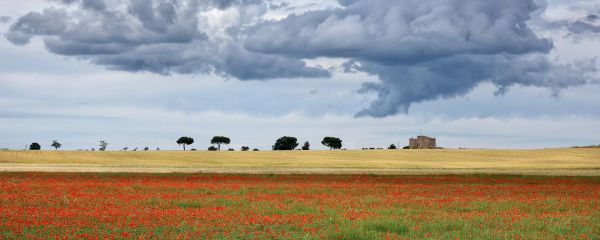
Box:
left=272, top=136, right=299, bottom=150
left=99, top=141, right=108, bottom=151
left=208, top=146, right=218, bottom=151
left=51, top=140, right=62, bottom=150
left=241, top=146, right=250, bottom=151
left=321, top=137, right=342, bottom=150
left=144, top=147, right=149, bottom=151
left=210, top=136, right=231, bottom=151
left=388, top=144, right=397, bottom=150
left=176, top=136, right=194, bottom=151
left=29, top=142, right=41, bottom=150
left=302, top=141, right=310, bottom=150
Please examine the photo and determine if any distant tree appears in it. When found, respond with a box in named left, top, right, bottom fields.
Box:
left=388, top=144, right=397, bottom=150
left=29, top=142, right=41, bottom=150
left=241, top=146, right=250, bottom=151
left=50, top=140, right=62, bottom=150
left=228, top=148, right=234, bottom=151
left=208, top=146, right=218, bottom=151
left=272, top=136, right=299, bottom=150
left=210, top=136, right=231, bottom=151
left=403, top=146, right=410, bottom=149
left=176, top=136, right=194, bottom=151
left=99, top=141, right=108, bottom=151
left=144, top=147, right=149, bottom=151
left=253, top=148, right=260, bottom=151
left=122, top=147, right=128, bottom=151
left=156, top=147, right=160, bottom=151
left=190, top=148, right=197, bottom=151
left=321, top=137, right=342, bottom=150
left=51, top=140, right=62, bottom=150
left=302, top=141, right=310, bottom=150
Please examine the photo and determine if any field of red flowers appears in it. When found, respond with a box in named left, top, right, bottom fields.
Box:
left=1, top=173, right=598, bottom=239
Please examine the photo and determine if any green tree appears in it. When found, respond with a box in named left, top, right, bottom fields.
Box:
left=99, top=141, right=108, bottom=151
left=321, top=137, right=342, bottom=150
left=208, top=146, right=218, bottom=151
left=176, top=137, right=194, bottom=151
left=29, top=142, right=41, bottom=150
left=51, top=140, right=62, bottom=150
left=210, top=136, right=231, bottom=151
left=302, top=141, right=310, bottom=150
left=241, top=146, right=250, bottom=151
left=272, top=136, right=299, bottom=150
left=388, top=144, right=397, bottom=150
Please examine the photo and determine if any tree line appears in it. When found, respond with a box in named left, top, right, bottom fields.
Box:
left=20, top=136, right=402, bottom=151
left=178, top=136, right=344, bottom=151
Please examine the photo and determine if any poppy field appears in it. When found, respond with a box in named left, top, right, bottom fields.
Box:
left=1, top=173, right=598, bottom=239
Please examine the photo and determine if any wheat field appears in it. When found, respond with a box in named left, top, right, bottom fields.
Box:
left=1, top=148, right=599, bottom=175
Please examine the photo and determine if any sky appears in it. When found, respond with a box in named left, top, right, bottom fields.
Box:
left=0, top=0, right=599, bottom=150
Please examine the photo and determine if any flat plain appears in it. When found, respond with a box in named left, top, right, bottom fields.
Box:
left=0, top=148, right=599, bottom=175
left=1, top=148, right=599, bottom=239
left=1, top=173, right=598, bottom=239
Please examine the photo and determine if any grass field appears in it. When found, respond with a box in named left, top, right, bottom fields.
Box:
left=1, top=173, right=598, bottom=239
left=1, top=148, right=599, bottom=175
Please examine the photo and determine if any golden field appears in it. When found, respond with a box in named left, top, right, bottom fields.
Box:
left=0, top=148, right=599, bottom=175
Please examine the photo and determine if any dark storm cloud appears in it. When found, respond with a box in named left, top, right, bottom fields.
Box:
left=210, top=0, right=264, bottom=9
left=5, top=0, right=328, bottom=79
left=539, top=9, right=600, bottom=35
left=353, top=55, right=597, bottom=117
left=567, top=20, right=600, bottom=34
left=4, top=0, right=598, bottom=117
left=245, top=0, right=553, bottom=62
left=53, top=0, right=106, bottom=11
left=244, top=0, right=598, bottom=117
left=0, top=16, right=10, bottom=23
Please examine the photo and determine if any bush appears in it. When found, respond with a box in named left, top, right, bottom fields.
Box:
left=241, top=146, right=250, bottom=151
left=321, top=137, right=342, bottom=150
left=253, top=149, right=260, bottom=151
left=403, top=146, right=410, bottom=149
left=301, top=141, right=310, bottom=150
left=272, top=136, right=299, bottom=150
left=29, top=143, right=41, bottom=150
left=228, top=148, right=234, bottom=151
left=388, top=144, right=397, bottom=150
left=208, top=146, right=218, bottom=151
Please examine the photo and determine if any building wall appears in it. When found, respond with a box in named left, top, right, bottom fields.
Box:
left=409, top=138, right=418, bottom=149
left=408, top=136, right=437, bottom=149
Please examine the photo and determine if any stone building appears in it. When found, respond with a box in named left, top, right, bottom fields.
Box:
left=409, top=136, right=437, bottom=149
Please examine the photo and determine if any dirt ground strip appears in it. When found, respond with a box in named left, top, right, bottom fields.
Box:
left=0, top=164, right=599, bottom=176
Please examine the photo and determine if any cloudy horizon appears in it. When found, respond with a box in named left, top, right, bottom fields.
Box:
left=1, top=0, right=599, bottom=150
